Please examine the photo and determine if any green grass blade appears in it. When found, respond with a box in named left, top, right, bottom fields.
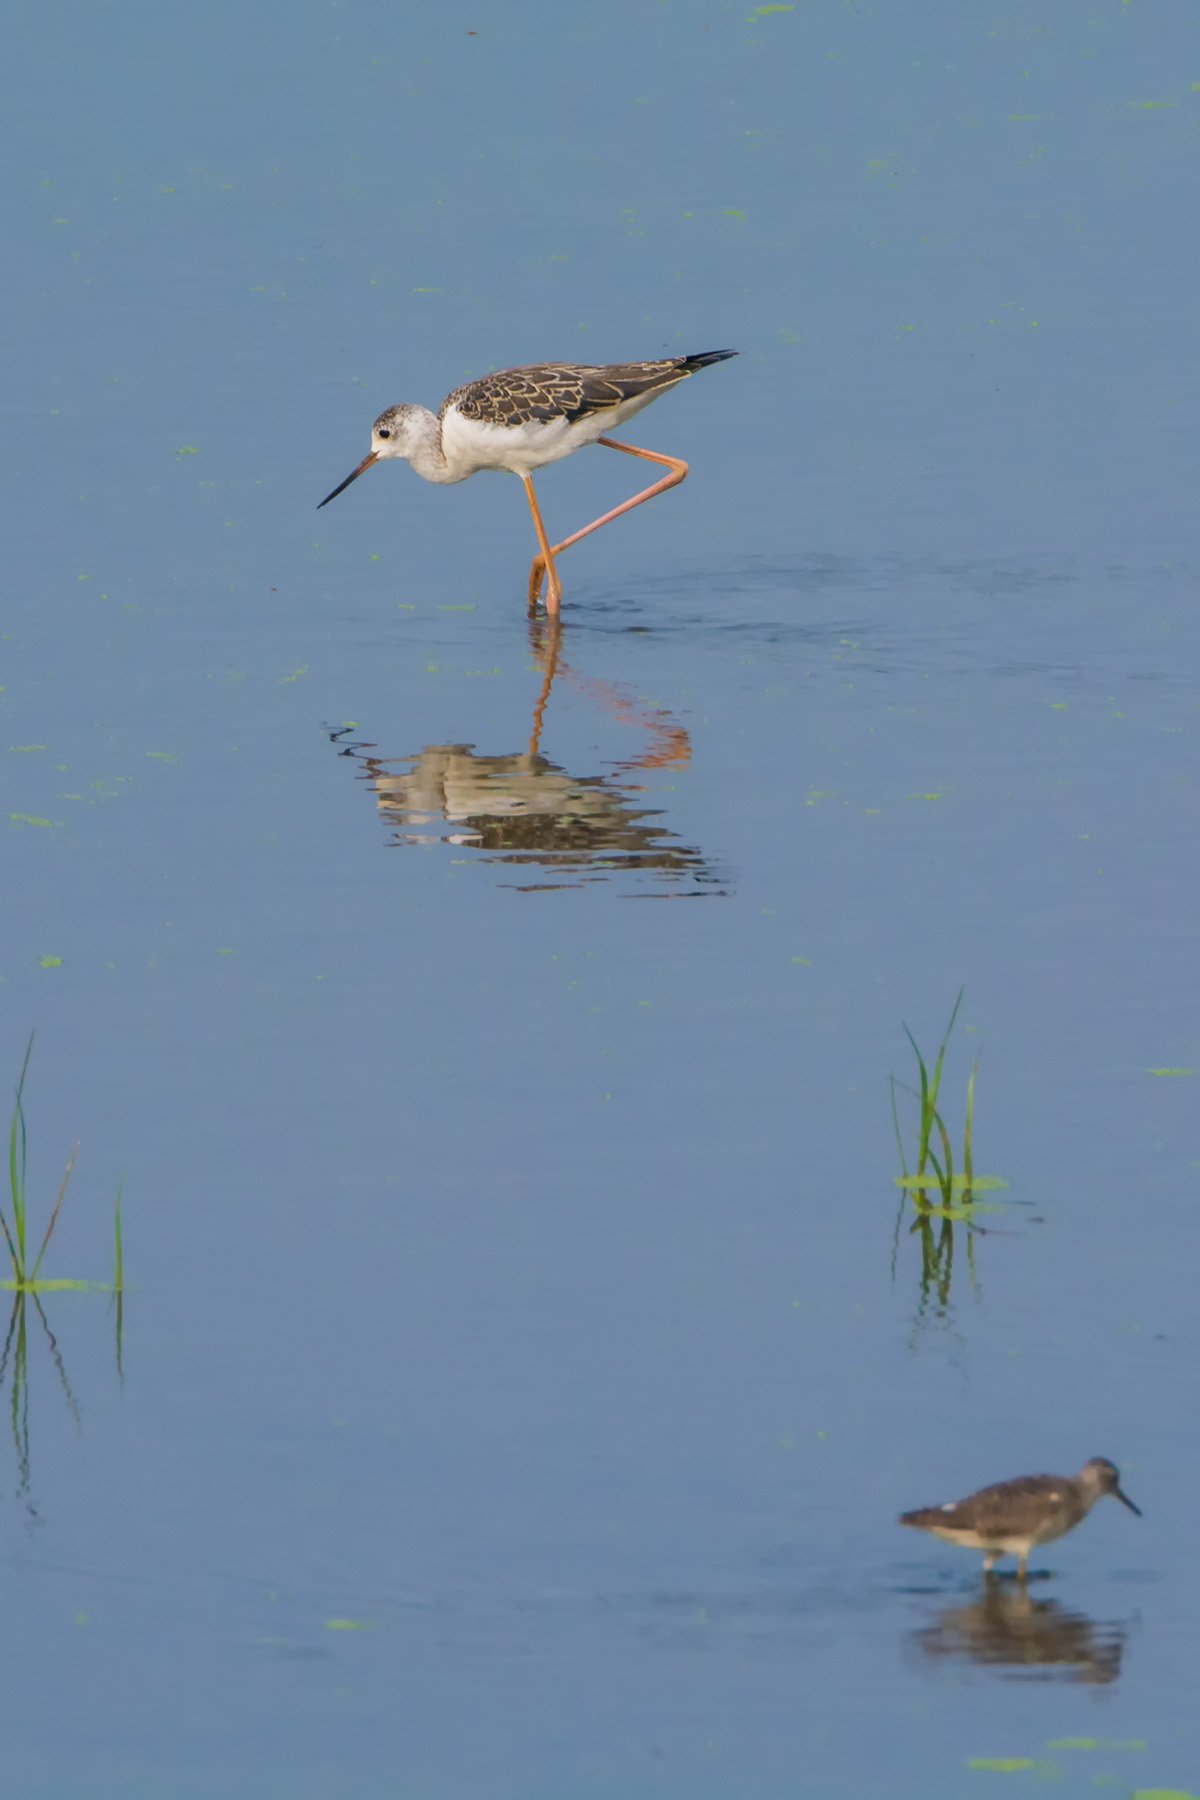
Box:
left=890, top=1076, right=910, bottom=1180
left=6, top=1092, right=16, bottom=1230
left=12, top=1096, right=27, bottom=1270
left=113, top=1188, right=123, bottom=1293
left=0, top=1203, right=21, bottom=1284
left=28, top=1143, right=79, bottom=1284
left=935, top=1107, right=955, bottom=1206
left=903, top=1024, right=932, bottom=1172
left=9, top=1036, right=35, bottom=1276
left=964, top=1058, right=978, bottom=1191
left=926, top=988, right=964, bottom=1125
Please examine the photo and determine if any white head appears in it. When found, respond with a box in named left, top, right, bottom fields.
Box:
left=317, top=405, right=425, bottom=507
left=368, top=405, right=427, bottom=461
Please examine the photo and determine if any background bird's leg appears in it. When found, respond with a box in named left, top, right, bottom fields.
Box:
left=523, top=476, right=562, bottom=616
left=527, top=438, right=690, bottom=606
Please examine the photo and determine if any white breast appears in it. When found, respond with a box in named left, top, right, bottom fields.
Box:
left=439, top=406, right=599, bottom=478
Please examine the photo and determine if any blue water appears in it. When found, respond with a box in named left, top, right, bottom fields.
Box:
left=4, top=2, right=1200, bottom=1795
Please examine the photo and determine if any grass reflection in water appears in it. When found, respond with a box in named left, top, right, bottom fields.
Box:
left=1, top=1036, right=124, bottom=1509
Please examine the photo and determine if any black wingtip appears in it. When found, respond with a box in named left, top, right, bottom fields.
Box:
left=682, top=349, right=739, bottom=370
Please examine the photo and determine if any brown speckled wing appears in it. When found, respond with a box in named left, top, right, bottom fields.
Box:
left=964, top=1477, right=1073, bottom=1533
left=440, top=360, right=691, bottom=428
left=903, top=1475, right=1073, bottom=1534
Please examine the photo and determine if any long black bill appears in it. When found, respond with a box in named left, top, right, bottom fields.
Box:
left=1115, top=1485, right=1142, bottom=1516
left=317, top=450, right=378, bottom=509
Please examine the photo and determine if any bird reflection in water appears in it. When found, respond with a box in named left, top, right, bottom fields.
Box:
left=909, top=1581, right=1127, bottom=1686
left=329, top=618, right=725, bottom=894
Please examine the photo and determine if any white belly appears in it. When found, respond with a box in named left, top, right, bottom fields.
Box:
left=930, top=1515, right=1072, bottom=1555
left=439, top=386, right=676, bottom=479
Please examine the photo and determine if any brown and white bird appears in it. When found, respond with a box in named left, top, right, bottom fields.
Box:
left=317, top=351, right=737, bottom=614
left=900, top=1458, right=1141, bottom=1579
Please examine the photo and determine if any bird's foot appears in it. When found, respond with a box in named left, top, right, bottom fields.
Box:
left=527, top=555, right=561, bottom=616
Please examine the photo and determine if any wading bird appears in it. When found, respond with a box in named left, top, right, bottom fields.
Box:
left=900, top=1458, right=1141, bottom=1580
left=317, top=351, right=737, bottom=614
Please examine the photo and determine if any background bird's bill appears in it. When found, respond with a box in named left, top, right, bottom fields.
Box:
left=1113, top=1483, right=1142, bottom=1515
left=318, top=450, right=378, bottom=508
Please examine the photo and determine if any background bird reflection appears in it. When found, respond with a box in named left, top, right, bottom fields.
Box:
left=908, top=1582, right=1128, bottom=1686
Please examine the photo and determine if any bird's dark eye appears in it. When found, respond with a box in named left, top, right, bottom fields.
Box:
left=377, top=428, right=391, bottom=439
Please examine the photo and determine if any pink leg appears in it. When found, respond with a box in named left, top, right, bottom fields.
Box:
left=527, top=437, right=690, bottom=611
left=522, top=476, right=563, bottom=617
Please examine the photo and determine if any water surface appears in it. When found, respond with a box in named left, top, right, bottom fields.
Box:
left=3, top=2, right=1199, bottom=1795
